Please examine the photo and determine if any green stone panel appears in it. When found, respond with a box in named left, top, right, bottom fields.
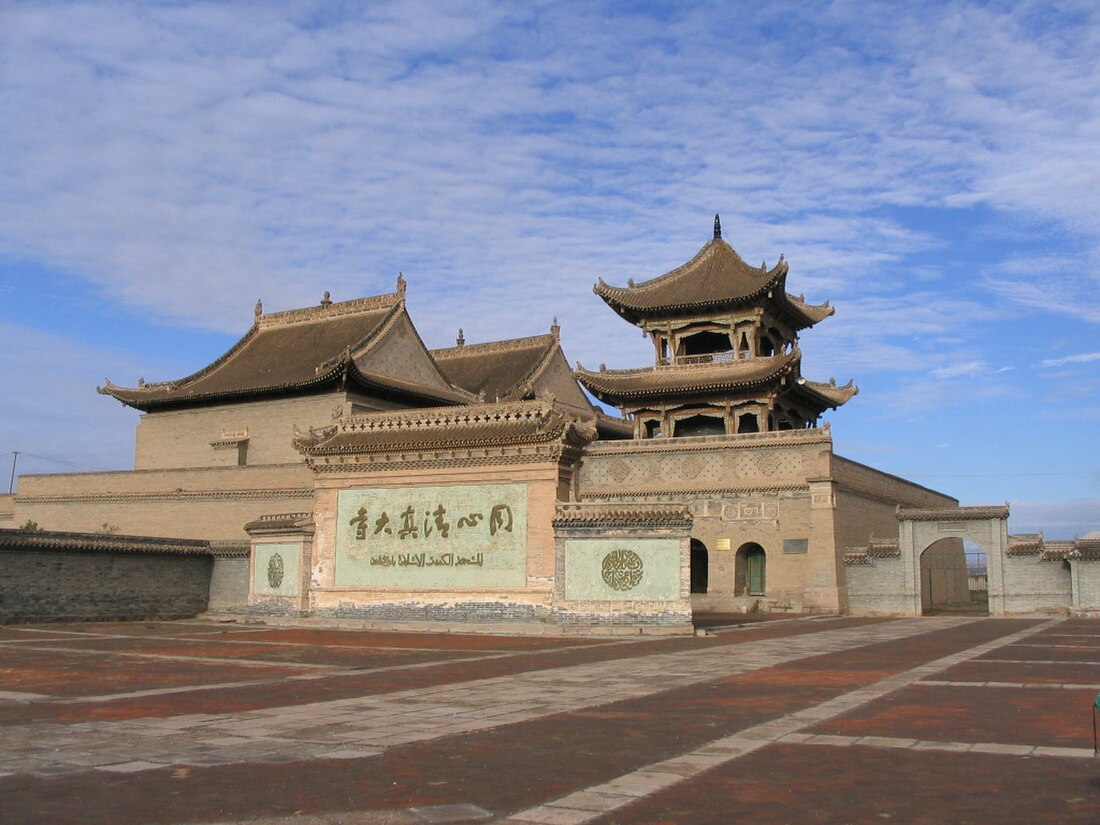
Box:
left=335, top=483, right=528, bottom=588
left=253, top=542, right=300, bottom=596
left=563, top=538, right=681, bottom=601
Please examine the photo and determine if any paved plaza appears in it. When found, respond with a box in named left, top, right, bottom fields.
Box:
left=1, top=615, right=1099, bottom=824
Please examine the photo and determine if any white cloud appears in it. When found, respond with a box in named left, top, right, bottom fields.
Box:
left=1009, top=498, right=1100, bottom=541
left=1040, top=351, right=1100, bottom=368
left=930, top=360, right=986, bottom=380
left=2, top=0, right=1100, bottom=343
left=1, top=0, right=1099, bottom=521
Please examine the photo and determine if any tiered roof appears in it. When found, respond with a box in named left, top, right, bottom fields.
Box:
left=576, top=351, right=857, bottom=409
left=100, top=288, right=475, bottom=411
left=432, top=333, right=559, bottom=402
left=580, top=218, right=857, bottom=422
left=594, top=232, right=833, bottom=329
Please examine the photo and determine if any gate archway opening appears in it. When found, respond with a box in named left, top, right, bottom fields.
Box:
left=898, top=506, right=1009, bottom=616
left=735, top=542, right=766, bottom=596
left=690, top=539, right=709, bottom=593
left=919, top=538, right=989, bottom=615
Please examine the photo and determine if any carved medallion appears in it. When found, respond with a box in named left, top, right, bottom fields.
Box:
left=267, top=553, right=285, bottom=589
left=601, top=549, right=644, bottom=591
left=608, top=458, right=632, bottom=483
left=681, top=455, right=703, bottom=479
left=755, top=453, right=782, bottom=476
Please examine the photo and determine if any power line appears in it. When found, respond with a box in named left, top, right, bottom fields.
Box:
left=2, top=450, right=90, bottom=470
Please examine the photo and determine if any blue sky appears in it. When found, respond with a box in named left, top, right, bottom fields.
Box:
left=1, top=1, right=1098, bottom=538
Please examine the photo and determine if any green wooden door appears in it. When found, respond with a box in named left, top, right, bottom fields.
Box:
left=747, top=549, right=766, bottom=595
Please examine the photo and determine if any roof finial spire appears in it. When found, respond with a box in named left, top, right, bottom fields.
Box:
left=255, top=298, right=263, bottom=317
left=551, top=317, right=560, bottom=339
left=456, top=328, right=465, bottom=347
left=713, top=214, right=722, bottom=240
left=396, top=272, right=406, bottom=296
left=320, top=290, right=332, bottom=308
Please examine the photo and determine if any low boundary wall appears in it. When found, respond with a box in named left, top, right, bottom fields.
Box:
left=0, top=528, right=213, bottom=623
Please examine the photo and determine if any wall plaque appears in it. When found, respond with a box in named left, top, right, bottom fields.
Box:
left=252, top=542, right=300, bottom=597
left=783, top=539, right=809, bottom=555
left=563, top=539, right=680, bottom=601
left=335, top=483, right=527, bottom=588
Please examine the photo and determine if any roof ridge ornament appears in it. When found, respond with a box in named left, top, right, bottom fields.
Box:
left=456, top=328, right=465, bottom=347
left=713, top=214, right=721, bottom=240
left=255, top=299, right=263, bottom=317
left=320, top=291, right=332, bottom=308
left=396, top=272, right=406, bottom=296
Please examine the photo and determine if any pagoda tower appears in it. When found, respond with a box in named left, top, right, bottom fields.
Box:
left=577, top=216, right=857, bottom=439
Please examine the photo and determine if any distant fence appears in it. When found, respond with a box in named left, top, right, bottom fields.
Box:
left=966, top=550, right=988, bottom=592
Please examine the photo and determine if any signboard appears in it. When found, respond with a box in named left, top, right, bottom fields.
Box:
left=335, top=483, right=528, bottom=588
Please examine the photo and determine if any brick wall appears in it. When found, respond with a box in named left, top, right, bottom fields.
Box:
left=0, top=538, right=212, bottom=623
left=208, top=555, right=250, bottom=612
left=1000, top=553, right=1071, bottom=613
left=845, top=555, right=910, bottom=615
left=1070, top=561, right=1100, bottom=609
left=134, top=394, right=346, bottom=469
left=13, top=464, right=313, bottom=541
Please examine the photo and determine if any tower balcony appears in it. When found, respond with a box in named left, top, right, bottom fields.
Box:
left=657, top=351, right=737, bottom=368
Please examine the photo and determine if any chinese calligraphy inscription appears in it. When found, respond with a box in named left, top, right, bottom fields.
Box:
left=335, top=483, right=527, bottom=588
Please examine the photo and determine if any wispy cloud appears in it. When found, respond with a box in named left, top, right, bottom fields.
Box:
left=1009, top=498, right=1100, bottom=541
left=1040, top=351, right=1100, bottom=368
left=3, top=1, right=1100, bottom=342
left=930, top=360, right=986, bottom=380
left=0, top=1, right=1098, bottom=517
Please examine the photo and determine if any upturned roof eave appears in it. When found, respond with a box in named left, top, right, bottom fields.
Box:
left=788, top=378, right=860, bottom=410
left=575, top=354, right=798, bottom=402
left=593, top=238, right=789, bottom=322
left=101, top=360, right=474, bottom=412
left=100, top=295, right=406, bottom=410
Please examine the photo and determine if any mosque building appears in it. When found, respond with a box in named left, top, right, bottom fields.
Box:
left=10, top=219, right=980, bottom=628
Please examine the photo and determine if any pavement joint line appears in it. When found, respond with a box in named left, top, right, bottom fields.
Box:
left=1011, top=643, right=1100, bottom=650
left=0, top=616, right=972, bottom=777
left=43, top=647, right=553, bottom=705
left=506, top=619, right=1061, bottom=825
left=10, top=643, right=349, bottom=671
left=976, top=664, right=1100, bottom=668
left=920, top=679, right=1100, bottom=690
left=777, top=733, right=1095, bottom=759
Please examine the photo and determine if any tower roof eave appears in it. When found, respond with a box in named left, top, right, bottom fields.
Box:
left=575, top=353, right=799, bottom=403
left=593, top=238, right=790, bottom=323
left=790, top=377, right=859, bottom=410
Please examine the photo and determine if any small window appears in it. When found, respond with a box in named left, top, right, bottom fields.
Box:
left=737, top=413, right=759, bottom=433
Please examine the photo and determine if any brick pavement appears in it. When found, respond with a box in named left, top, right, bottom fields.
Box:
left=1, top=616, right=1099, bottom=824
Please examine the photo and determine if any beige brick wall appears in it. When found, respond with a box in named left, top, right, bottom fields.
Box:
left=13, top=464, right=313, bottom=541
left=134, top=394, right=347, bottom=469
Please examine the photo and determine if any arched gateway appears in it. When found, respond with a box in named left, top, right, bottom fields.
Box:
left=897, top=506, right=1009, bottom=616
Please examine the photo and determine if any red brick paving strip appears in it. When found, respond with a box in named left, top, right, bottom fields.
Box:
left=0, top=618, right=886, bottom=724
left=592, top=743, right=1100, bottom=825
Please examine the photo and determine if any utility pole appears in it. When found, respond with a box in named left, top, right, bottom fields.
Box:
left=7, top=451, right=17, bottom=494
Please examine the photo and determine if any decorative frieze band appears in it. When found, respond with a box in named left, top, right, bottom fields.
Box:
left=16, top=488, right=312, bottom=505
